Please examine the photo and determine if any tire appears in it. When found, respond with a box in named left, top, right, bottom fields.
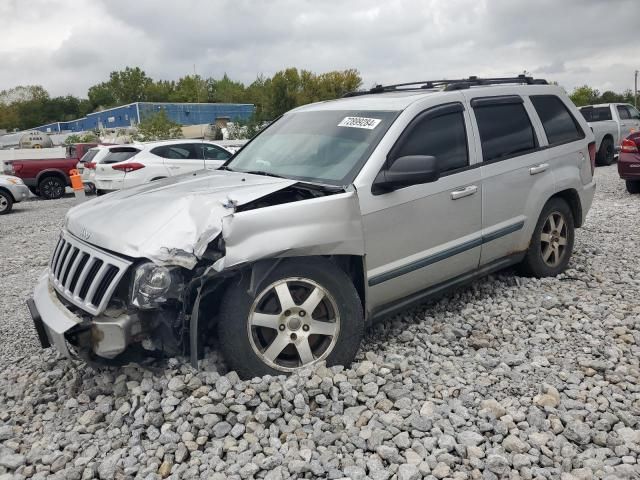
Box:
left=519, top=197, right=575, bottom=278
left=0, top=190, right=13, bottom=215
left=596, top=137, right=614, bottom=166
left=38, top=176, right=65, bottom=200
left=626, top=180, right=640, bottom=194
left=218, top=257, right=364, bottom=379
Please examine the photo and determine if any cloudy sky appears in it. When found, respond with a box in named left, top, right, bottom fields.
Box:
left=1, top=0, right=638, bottom=97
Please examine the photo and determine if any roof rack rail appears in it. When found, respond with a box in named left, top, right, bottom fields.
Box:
left=343, top=75, right=548, bottom=97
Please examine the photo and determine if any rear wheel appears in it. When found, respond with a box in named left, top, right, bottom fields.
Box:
left=597, top=137, right=614, bottom=166
left=38, top=176, right=65, bottom=200
left=0, top=191, right=13, bottom=214
left=626, top=180, right=640, bottom=194
left=520, top=197, right=575, bottom=277
left=218, top=258, right=364, bottom=379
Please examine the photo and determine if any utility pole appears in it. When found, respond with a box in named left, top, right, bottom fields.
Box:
left=635, top=70, right=638, bottom=108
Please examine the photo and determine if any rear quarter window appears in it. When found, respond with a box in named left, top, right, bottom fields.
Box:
left=530, top=95, right=585, bottom=145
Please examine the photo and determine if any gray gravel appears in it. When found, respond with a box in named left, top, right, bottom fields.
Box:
left=1, top=166, right=640, bottom=480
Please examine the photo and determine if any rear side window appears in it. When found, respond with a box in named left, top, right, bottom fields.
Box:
left=473, top=102, right=537, bottom=162
left=152, top=144, right=201, bottom=160
left=580, top=107, right=612, bottom=122
left=530, top=95, right=585, bottom=145
left=617, top=105, right=631, bottom=120
left=394, top=110, right=468, bottom=174
left=103, top=148, right=140, bottom=164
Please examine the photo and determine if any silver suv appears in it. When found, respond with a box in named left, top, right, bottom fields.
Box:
left=28, top=76, right=596, bottom=378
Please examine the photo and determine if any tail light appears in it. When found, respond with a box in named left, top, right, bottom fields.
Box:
left=85, top=162, right=96, bottom=170
left=112, top=163, right=145, bottom=173
left=587, top=141, right=596, bottom=175
left=621, top=138, right=639, bottom=154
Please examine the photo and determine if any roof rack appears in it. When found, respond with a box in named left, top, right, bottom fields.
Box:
left=343, top=75, right=548, bottom=97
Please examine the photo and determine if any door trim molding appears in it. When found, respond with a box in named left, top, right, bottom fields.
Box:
left=368, top=220, right=524, bottom=286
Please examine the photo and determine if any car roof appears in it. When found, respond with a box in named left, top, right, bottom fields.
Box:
left=133, top=139, right=211, bottom=148
left=292, top=83, right=566, bottom=113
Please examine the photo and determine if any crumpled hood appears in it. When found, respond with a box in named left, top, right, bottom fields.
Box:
left=65, top=169, right=297, bottom=268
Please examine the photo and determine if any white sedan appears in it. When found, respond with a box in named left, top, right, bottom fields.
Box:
left=95, top=140, right=233, bottom=195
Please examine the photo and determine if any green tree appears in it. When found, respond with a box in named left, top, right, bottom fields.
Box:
left=88, top=82, right=116, bottom=110
left=134, top=109, right=183, bottom=141
left=64, top=131, right=99, bottom=145
left=569, top=85, right=600, bottom=107
left=170, top=75, right=207, bottom=103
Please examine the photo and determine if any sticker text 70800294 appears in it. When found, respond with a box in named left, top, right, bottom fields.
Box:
left=337, top=117, right=382, bottom=130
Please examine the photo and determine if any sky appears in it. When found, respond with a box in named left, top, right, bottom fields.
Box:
left=1, top=0, right=638, bottom=97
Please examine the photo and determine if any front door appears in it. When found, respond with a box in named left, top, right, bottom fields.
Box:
left=160, top=143, right=205, bottom=176
left=360, top=102, right=482, bottom=311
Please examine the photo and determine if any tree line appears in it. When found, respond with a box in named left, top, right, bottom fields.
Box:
left=1, top=68, right=637, bottom=132
left=0, top=67, right=362, bottom=131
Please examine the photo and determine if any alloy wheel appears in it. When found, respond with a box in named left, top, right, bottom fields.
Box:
left=0, top=195, right=8, bottom=212
left=42, top=179, right=63, bottom=199
left=540, top=211, right=568, bottom=267
left=247, top=277, right=340, bottom=372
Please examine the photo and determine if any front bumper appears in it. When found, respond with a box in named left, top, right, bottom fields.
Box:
left=10, top=184, right=29, bottom=203
left=28, top=271, right=141, bottom=359
left=28, top=272, right=81, bottom=357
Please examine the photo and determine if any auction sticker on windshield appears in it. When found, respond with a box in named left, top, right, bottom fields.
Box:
left=338, top=116, right=381, bottom=130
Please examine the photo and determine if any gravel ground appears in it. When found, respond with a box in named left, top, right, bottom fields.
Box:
left=1, top=166, right=639, bottom=480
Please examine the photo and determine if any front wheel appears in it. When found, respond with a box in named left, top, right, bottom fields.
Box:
left=520, top=197, right=575, bottom=277
left=626, top=180, right=640, bottom=194
left=0, top=191, right=13, bottom=214
left=218, top=258, right=364, bottom=378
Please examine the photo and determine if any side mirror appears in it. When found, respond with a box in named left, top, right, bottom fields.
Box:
left=372, top=155, right=440, bottom=194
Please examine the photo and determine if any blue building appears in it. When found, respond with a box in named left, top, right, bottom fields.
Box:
left=34, top=102, right=255, bottom=133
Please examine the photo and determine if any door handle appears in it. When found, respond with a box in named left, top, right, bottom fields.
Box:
left=450, top=185, right=478, bottom=200
left=169, top=166, right=180, bottom=170
left=529, top=163, right=549, bottom=175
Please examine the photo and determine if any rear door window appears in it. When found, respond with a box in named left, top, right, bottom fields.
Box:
left=617, top=105, right=632, bottom=120
left=473, top=101, right=537, bottom=162
left=530, top=95, right=585, bottom=145
left=393, top=109, right=469, bottom=174
left=580, top=107, right=612, bottom=122
left=152, top=144, right=201, bottom=159
left=103, top=148, right=140, bottom=164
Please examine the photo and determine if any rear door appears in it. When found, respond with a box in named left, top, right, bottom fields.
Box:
left=156, top=143, right=205, bottom=176
left=201, top=143, right=232, bottom=170
left=465, top=94, right=554, bottom=266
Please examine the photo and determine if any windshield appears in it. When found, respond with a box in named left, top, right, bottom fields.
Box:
left=226, top=110, right=398, bottom=185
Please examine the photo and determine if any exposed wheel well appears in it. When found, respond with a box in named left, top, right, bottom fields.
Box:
left=0, top=187, right=15, bottom=202
left=37, top=171, right=67, bottom=185
left=602, top=134, right=613, bottom=144
left=196, top=255, right=367, bottom=333
left=550, top=189, right=583, bottom=228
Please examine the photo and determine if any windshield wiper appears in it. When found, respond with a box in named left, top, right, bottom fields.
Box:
left=241, top=170, right=287, bottom=179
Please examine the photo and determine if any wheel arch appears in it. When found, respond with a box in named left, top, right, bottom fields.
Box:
left=550, top=188, right=583, bottom=228
left=0, top=186, right=16, bottom=202
left=36, top=169, right=69, bottom=186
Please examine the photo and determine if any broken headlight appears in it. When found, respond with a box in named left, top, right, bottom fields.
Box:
left=130, top=263, right=186, bottom=309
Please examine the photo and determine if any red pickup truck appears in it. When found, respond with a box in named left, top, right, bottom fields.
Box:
left=2, top=143, right=98, bottom=199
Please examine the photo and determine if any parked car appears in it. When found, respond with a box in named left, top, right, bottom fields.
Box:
left=94, top=140, right=233, bottom=195
left=0, top=174, right=30, bottom=214
left=76, top=145, right=114, bottom=194
left=618, top=132, right=640, bottom=193
left=29, top=76, right=596, bottom=379
left=578, top=103, right=640, bottom=166
left=2, top=143, right=98, bottom=199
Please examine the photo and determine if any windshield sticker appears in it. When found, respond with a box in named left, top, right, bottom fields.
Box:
left=338, top=116, right=381, bottom=130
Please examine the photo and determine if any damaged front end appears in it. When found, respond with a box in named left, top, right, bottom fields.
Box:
left=29, top=170, right=365, bottom=367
